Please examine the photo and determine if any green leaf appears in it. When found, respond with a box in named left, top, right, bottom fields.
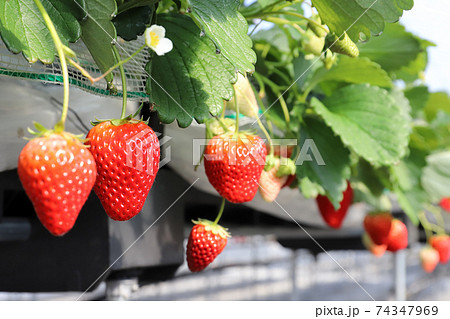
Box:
left=293, top=54, right=316, bottom=91
left=392, top=186, right=422, bottom=225
left=404, top=86, right=429, bottom=118
left=308, top=56, right=392, bottom=90
left=296, top=117, right=351, bottom=208
left=424, top=92, right=450, bottom=122
left=0, top=0, right=81, bottom=63
left=113, top=5, right=153, bottom=41
left=390, top=148, right=429, bottom=225
left=356, top=159, right=388, bottom=196
left=311, top=0, right=413, bottom=42
left=421, top=151, right=450, bottom=202
left=311, top=84, right=410, bottom=166
left=352, top=181, right=392, bottom=211
left=358, top=23, right=421, bottom=72
left=147, top=14, right=236, bottom=128
left=188, top=0, right=256, bottom=74
left=80, top=0, right=117, bottom=84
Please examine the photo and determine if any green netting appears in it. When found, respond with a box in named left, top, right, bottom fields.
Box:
left=0, top=37, right=150, bottom=101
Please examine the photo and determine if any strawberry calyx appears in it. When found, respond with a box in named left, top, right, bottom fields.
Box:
left=264, top=154, right=276, bottom=171
left=90, top=103, right=147, bottom=127
left=276, top=158, right=296, bottom=177
left=192, top=219, right=231, bottom=239
left=27, top=121, right=86, bottom=143
left=205, top=117, right=236, bottom=138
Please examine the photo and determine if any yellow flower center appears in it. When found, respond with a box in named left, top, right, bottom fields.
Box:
left=150, top=31, right=160, bottom=47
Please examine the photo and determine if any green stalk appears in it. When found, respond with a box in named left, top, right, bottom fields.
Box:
left=233, top=86, right=240, bottom=134
left=33, top=0, right=69, bottom=131
left=213, top=197, right=226, bottom=225
left=257, top=117, right=273, bottom=155
left=112, top=45, right=128, bottom=119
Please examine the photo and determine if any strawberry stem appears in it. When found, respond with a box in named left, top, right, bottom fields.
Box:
left=256, top=117, right=273, bottom=155
left=33, top=0, right=70, bottom=131
left=213, top=197, right=226, bottom=226
left=233, top=86, right=240, bottom=134
left=112, top=45, right=128, bottom=119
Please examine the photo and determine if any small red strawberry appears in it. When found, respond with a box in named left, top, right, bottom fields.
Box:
left=186, top=219, right=230, bottom=272
left=429, top=234, right=450, bottom=264
left=386, top=219, right=408, bottom=252
left=18, top=132, right=96, bottom=236
left=204, top=132, right=266, bottom=203
left=315, top=181, right=353, bottom=229
left=259, top=157, right=288, bottom=202
left=86, top=120, right=160, bottom=221
left=420, top=246, right=440, bottom=273
left=363, top=212, right=393, bottom=246
left=362, top=232, right=387, bottom=257
left=440, top=198, right=450, bottom=212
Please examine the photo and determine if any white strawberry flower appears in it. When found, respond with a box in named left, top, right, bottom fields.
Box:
left=145, top=25, right=173, bottom=56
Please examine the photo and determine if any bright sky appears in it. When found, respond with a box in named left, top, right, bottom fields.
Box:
left=401, top=0, right=450, bottom=93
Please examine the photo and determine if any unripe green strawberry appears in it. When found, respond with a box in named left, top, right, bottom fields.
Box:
left=18, top=132, right=96, bottom=236
left=302, top=29, right=325, bottom=56
left=363, top=212, right=393, bottom=246
left=186, top=219, right=230, bottom=272
left=420, top=246, right=440, bottom=273
left=204, top=132, right=266, bottom=203
left=429, top=234, right=450, bottom=264
left=326, top=32, right=359, bottom=57
left=86, top=120, right=160, bottom=221
left=386, top=219, right=408, bottom=252
left=307, top=15, right=328, bottom=38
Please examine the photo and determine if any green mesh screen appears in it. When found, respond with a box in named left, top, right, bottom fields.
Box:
left=0, top=37, right=150, bottom=101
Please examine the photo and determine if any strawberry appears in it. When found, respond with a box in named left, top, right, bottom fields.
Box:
left=363, top=212, right=393, bottom=246
left=429, top=234, right=450, bottom=264
left=440, top=198, right=450, bottom=212
left=204, top=132, right=266, bottom=203
left=362, top=232, right=387, bottom=257
left=386, top=219, right=408, bottom=252
left=259, top=157, right=288, bottom=202
left=315, top=181, right=353, bottom=229
left=420, top=246, right=440, bottom=273
left=186, top=219, right=230, bottom=272
left=18, top=132, right=96, bottom=236
left=326, top=32, right=359, bottom=57
left=85, top=120, right=160, bottom=221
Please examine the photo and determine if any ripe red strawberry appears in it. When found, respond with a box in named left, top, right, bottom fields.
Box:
left=429, top=234, right=450, bottom=264
left=362, top=232, right=387, bottom=257
left=186, top=219, right=230, bottom=272
left=204, top=132, right=266, bottom=203
left=440, top=198, right=450, bottom=212
left=85, top=120, right=160, bottom=221
left=363, top=212, right=393, bottom=246
left=315, top=181, right=353, bottom=229
left=18, top=133, right=96, bottom=236
left=420, top=246, right=440, bottom=273
left=386, top=219, right=408, bottom=252
left=259, top=157, right=288, bottom=202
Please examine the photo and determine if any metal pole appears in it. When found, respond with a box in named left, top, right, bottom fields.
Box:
left=394, top=250, right=406, bottom=301
left=290, top=249, right=299, bottom=300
